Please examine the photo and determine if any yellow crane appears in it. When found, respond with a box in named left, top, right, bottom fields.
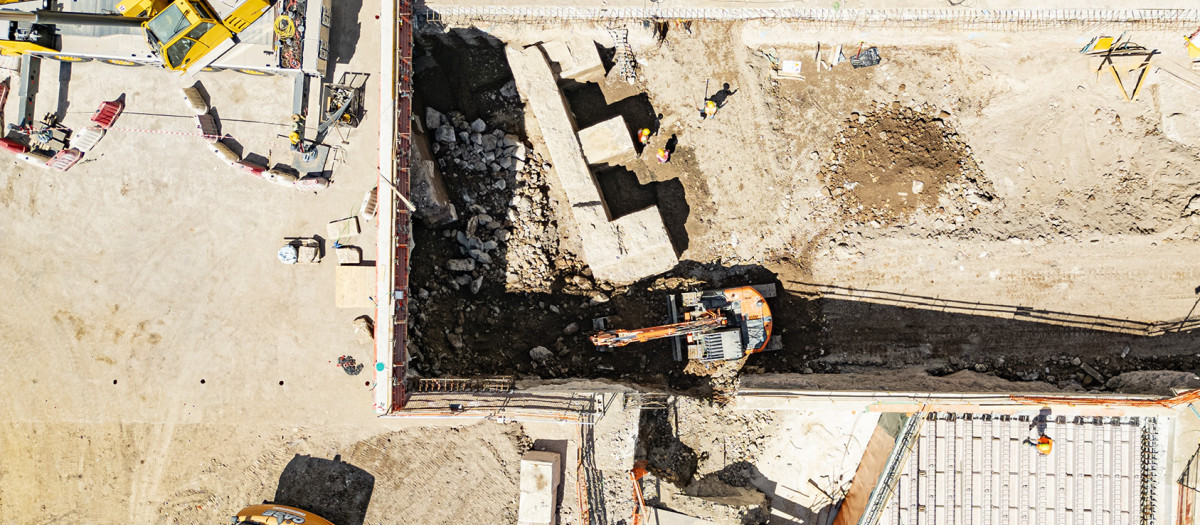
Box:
left=0, top=0, right=294, bottom=75
left=116, top=0, right=271, bottom=73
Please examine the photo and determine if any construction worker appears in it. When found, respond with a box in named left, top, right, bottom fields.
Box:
left=1035, top=434, right=1053, bottom=455
left=656, top=148, right=670, bottom=163
left=702, top=100, right=717, bottom=119
left=637, top=127, right=652, bottom=145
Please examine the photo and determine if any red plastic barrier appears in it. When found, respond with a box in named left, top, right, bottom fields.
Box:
left=0, top=138, right=27, bottom=154
left=46, top=148, right=83, bottom=172
left=91, top=99, right=125, bottom=129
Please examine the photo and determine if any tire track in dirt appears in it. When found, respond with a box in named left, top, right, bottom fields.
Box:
left=127, top=403, right=181, bottom=522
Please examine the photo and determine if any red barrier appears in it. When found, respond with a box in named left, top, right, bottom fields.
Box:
left=91, top=99, right=125, bottom=129
left=0, top=138, right=27, bottom=154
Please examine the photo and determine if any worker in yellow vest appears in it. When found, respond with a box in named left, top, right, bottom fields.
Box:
left=1035, top=434, right=1053, bottom=455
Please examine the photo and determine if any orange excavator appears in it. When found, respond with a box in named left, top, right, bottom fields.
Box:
left=232, top=504, right=335, bottom=525
left=590, top=309, right=727, bottom=347
left=590, top=286, right=777, bottom=362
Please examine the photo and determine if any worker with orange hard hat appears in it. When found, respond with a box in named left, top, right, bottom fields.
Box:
left=1035, top=435, right=1053, bottom=455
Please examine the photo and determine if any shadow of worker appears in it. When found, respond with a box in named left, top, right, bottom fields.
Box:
left=709, top=83, right=738, bottom=108
left=273, top=454, right=375, bottom=525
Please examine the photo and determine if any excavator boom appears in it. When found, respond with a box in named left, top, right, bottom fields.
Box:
left=590, top=311, right=727, bottom=348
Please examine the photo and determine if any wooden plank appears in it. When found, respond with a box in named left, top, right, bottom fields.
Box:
left=336, top=265, right=376, bottom=308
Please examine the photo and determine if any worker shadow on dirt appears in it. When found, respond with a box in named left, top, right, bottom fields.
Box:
left=594, top=166, right=689, bottom=256
left=273, top=454, right=374, bottom=525
left=327, top=0, right=363, bottom=68
left=708, top=83, right=738, bottom=109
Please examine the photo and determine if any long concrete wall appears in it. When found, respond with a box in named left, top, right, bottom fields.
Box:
left=506, top=44, right=677, bottom=284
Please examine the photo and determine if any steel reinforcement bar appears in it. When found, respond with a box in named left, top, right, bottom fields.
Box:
left=418, top=6, right=1200, bottom=29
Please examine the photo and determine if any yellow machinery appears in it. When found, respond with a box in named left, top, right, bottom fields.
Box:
left=116, top=0, right=269, bottom=72
left=232, top=504, right=336, bottom=525
left=0, top=0, right=305, bottom=76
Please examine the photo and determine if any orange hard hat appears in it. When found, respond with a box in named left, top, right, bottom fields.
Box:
left=1036, top=435, right=1053, bottom=455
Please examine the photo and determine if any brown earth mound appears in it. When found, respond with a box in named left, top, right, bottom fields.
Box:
left=822, top=103, right=991, bottom=224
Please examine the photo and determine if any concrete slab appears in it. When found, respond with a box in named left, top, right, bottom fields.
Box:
left=506, top=44, right=604, bottom=207
left=411, top=129, right=458, bottom=227
left=518, top=450, right=562, bottom=525
left=542, top=38, right=605, bottom=83
left=579, top=116, right=635, bottom=166
left=1158, top=74, right=1200, bottom=145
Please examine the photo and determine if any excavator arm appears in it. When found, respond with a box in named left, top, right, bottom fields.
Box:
left=590, top=311, right=727, bottom=348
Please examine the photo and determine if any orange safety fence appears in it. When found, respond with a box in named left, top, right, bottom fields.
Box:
left=630, top=460, right=649, bottom=525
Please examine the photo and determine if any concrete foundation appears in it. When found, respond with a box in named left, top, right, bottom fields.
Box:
left=518, top=450, right=562, bottom=525
left=506, top=44, right=677, bottom=284
left=579, top=115, right=636, bottom=166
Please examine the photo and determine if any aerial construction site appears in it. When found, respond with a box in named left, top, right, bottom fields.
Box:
left=5, top=0, right=1200, bottom=523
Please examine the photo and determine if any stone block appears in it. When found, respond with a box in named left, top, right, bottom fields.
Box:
left=579, top=116, right=635, bottom=166
left=328, top=217, right=360, bottom=239
left=518, top=450, right=561, bottom=525
left=506, top=45, right=606, bottom=210
left=411, top=129, right=458, bottom=227
left=336, top=246, right=362, bottom=265
left=586, top=207, right=677, bottom=284
left=542, top=38, right=605, bottom=83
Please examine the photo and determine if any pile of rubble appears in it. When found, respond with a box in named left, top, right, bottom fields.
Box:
left=820, top=102, right=994, bottom=228
left=424, top=108, right=561, bottom=292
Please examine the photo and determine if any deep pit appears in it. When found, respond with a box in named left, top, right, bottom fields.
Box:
left=405, top=29, right=1200, bottom=395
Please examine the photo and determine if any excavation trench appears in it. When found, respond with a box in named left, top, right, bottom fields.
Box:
left=403, top=28, right=1200, bottom=396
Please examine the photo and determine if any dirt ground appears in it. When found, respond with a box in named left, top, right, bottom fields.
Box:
left=8, top=8, right=1200, bottom=525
